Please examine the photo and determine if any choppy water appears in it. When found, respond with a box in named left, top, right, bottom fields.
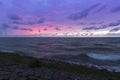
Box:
left=0, top=37, right=120, bottom=72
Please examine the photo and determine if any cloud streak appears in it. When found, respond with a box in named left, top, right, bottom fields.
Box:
left=83, top=20, right=120, bottom=30
left=0, top=24, right=10, bottom=30
left=68, top=3, right=101, bottom=20
left=12, top=27, right=33, bottom=31
left=96, top=5, right=106, bottom=12
left=9, top=15, right=22, bottom=21
left=110, top=27, right=120, bottom=32
left=111, top=6, right=120, bottom=13
left=54, top=27, right=61, bottom=31
left=13, top=18, right=45, bottom=25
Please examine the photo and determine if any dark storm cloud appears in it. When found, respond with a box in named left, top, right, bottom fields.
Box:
left=111, top=6, right=120, bottom=13
left=110, top=27, right=120, bottom=32
left=83, top=20, right=120, bottom=30
left=89, top=22, right=97, bottom=25
left=0, top=24, right=33, bottom=31
left=78, top=22, right=87, bottom=25
left=49, top=25, right=53, bottom=27
left=38, top=30, right=41, bottom=32
left=89, top=22, right=102, bottom=25
left=82, top=26, right=100, bottom=30
left=78, top=22, right=104, bottom=25
left=12, top=26, right=32, bottom=31
left=0, top=24, right=10, bottom=30
left=20, top=28, right=32, bottom=31
left=44, top=28, right=47, bottom=31
left=13, top=18, right=45, bottom=25
left=68, top=26, right=72, bottom=28
left=0, top=1, right=3, bottom=5
left=54, top=27, right=61, bottom=31
left=0, top=23, right=22, bottom=30
left=105, top=33, right=120, bottom=37
left=37, top=18, right=45, bottom=24
left=68, top=3, right=101, bottom=20
left=108, top=21, right=120, bottom=27
left=12, top=26, right=19, bottom=29
left=9, top=15, right=22, bottom=20
left=96, top=5, right=106, bottom=12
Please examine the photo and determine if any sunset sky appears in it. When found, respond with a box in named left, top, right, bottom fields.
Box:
left=0, top=0, right=120, bottom=37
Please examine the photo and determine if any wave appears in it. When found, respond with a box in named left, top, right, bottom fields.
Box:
left=49, top=53, right=120, bottom=72
left=83, top=63, right=120, bottom=72
left=82, top=47, right=113, bottom=51
left=0, top=49, right=15, bottom=53
left=86, top=53, right=120, bottom=61
left=48, top=55, right=120, bottom=72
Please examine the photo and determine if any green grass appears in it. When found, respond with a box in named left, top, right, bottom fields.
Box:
left=0, top=52, right=120, bottom=79
left=0, top=53, right=42, bottom=68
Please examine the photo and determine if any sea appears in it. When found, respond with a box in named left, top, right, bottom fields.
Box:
left=0, top=37, right=120, bottom=72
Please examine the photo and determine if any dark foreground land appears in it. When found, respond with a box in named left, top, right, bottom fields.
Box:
left=0, top=52, right=120, bottom=80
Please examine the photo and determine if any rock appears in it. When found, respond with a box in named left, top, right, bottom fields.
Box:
left=27, top=76, right=38, bottom=80
left=0, top=75, right=9, bottom=80
left=20, top=70, right=34, bottom=77
left=0, top=71, right=10, bottom=75
left=16, top=77, right=27, bottom=80
left=9, top=73, right=18, bottom=80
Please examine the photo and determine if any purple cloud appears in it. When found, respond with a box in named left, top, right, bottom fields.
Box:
left=9, top=15, right=22, bottom=20
left=68, top=3, right=101, bottom=20
left=83, top=20, right=120, bottom=30
left=111, top=6, right=120, bottom=13
left=0, top=24, right=10, bottom=30
left=0, top=1, right=3, bottom=6
left=96, top=5, right=107, bottom=12
left=110, top=27, right=120, bottom=32
left=44, top=28, right=47, bottom=31
left=13, top=18, right=45, bottom=25
left=20, top=28, right=32, bottom=31
left=108, top=21, right=120, bottom=27
left=82, top=26, right=100, bottom=30
left=54, top=27, right=61, bottom=31
left=12, top=27, right=33, bottom=31
left=12, top=26, right=19, bottom=29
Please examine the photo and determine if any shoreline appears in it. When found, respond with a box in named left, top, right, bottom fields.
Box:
left=0, top=52, right=120, bottom=80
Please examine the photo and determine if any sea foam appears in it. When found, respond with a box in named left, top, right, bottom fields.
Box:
left=0, top=49, right=15, bottom=53
left=87, top=53, right=120, bottom=61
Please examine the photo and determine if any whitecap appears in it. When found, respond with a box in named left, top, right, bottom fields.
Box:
left=87, top=53, right=120, bottom=61
left=0, top=49, right=15, bottom=53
